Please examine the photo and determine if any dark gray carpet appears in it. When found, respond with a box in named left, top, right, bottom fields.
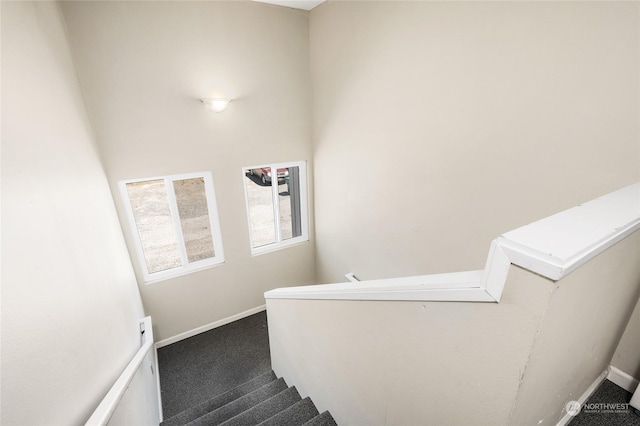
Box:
left=161, top=372, right=277, bottom=426
left=161, top=371, right=337, bottom=426
left=185, top=378, right=288, bottom=426
left=158, top=311, right=272, bottom=419
left=257, top=397, right=319, bottom=426
left=569, top=380, right=640, bottom=426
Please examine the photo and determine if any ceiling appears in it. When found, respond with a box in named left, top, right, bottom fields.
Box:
left=253, top=0, right=326, bottom=11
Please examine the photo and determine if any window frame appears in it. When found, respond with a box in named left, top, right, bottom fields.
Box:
left=119, top=171, right=225, bottom=284
left=242, top=160, right=309, bottom=256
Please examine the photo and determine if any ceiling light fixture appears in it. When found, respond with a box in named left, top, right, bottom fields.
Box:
left=201, top=98, right=231, bottom=113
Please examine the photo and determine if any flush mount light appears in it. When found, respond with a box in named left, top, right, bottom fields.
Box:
left=200, top=98, right=231, bottom=113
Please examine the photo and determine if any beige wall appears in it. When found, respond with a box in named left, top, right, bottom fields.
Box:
left=57, top=0, right=640, bottom=341
left=508, top=231, right=640, bottom=424
left=1, top=2, right=146, bottom=424
left=612, top=297, right=640, bottom=380
left=310, top=1, right=640, bottom=283
left=60, top=1, right=315, bottom=341
left=267, top=231, right=640, bottom=426
left=268, top=275, right=553, bottom=426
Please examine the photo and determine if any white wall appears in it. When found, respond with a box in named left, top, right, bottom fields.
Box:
left=1, top=2, right=146, bottom=424
left=60, top=1, right=315, bottom=341
left=267, top=231, right=640, bottom=426
left=310, top=1, right=640, bottom=283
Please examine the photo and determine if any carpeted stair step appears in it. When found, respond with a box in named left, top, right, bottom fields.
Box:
left=161, top=371, right=277, bottom=426
left=185, top=378, right=288, bottom=426
left=303, top=411, right=338, bottom=426
left=257, top=397, right=320, bottom=426
left=218, top=386, right=302, bottom=426
left=160, top=370, right=338, bottom=426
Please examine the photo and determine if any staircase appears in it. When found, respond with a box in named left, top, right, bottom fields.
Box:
left=160, top=371, right=337, bottom=426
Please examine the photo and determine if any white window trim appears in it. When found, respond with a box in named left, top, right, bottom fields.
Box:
left=119, top=171, right=225, bottom=284
left=242, top=161, right=309, bottom=256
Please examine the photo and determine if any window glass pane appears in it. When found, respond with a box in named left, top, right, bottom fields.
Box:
left=126, top=180, right=182, bottom=273
left=173, top=178, right=215, bottom=263
left=245, top=167, right=276, bottom=248
left=279, top=166, right=302, bottom=240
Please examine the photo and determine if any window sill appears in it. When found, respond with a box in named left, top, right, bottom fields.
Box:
left=142, top=260, right=225, bottom=285
left=250, top=238, right=310, bottom=257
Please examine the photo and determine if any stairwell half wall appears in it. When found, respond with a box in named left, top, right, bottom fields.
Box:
left=267, top=230, right=640, bottom=426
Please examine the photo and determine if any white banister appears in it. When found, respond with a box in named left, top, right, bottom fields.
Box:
left=85, top=316, right=155, bottom=426
left=265, top=182, right=640, bottom=303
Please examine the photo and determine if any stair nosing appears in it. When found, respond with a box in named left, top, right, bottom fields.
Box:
left=217, top=386, right=302, bottom=426
left=257, top=396, right=320, bottom=426
left=302, top=410, right=338, bottom=426
left=161, top=370, right=277, bottom=426
left=184, top=377, right=289, bottom=426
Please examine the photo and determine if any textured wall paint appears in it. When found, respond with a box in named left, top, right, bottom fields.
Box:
left=1, top=2, right=146, bottom=424
left=310, top=1, right=640, bottom=283
left=267, top=232, right=640, bottom=425
left=60, top=1, right=315, bottom=341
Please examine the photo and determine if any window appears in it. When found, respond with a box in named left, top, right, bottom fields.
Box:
left=243, top=161, right=309, bottom=254
left=119, top=172, right=224, bottom=283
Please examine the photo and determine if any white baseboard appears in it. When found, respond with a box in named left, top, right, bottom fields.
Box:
left=556, top=366, right=640, bottom=426
left=155, top=305, right=267, bottom=348
left=153, top=345, right=163, bottom=422
left=607, top=365, right=639, bottom=393
left=556, top=368, right=609, bottom=426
